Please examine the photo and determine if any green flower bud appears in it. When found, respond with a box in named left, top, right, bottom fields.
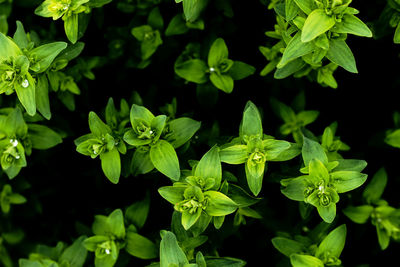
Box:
left=135, top=122, right=155, bottom=139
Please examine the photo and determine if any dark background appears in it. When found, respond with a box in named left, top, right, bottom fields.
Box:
left=3, top=0, right=400, bottom=266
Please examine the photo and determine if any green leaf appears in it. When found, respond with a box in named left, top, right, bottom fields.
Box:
left=13, top=21, right=29, bottom=49
left=210, top=72, right=234, bottom=93
left=205, top=257, right=246, bottom=267
left=317, top=203, right=336, bottom=223
left=302, top=136, right=328, bottom=166
left=208, top=38, right=228, bottom=67
left=182, top=208, right=202, bottom=230
left=228, top=184, right=261, bottom=207
left=130, top=104, right=155, bottom=127
left=376, top=224, right=390, bottom=250
left=330, top=171, right=367, bottom=193
left=148, top=7, right=164, bottom=30
left=228, top=61, right=256, bottom=80
left=271, top=237, right=306, bottom=257
left=326, top=39, right=357, bottom=73
left=151, top=115, right=167, bottom=142
left=195, top=146, right=222, bottom=189
left=94, top=248, right=118, bottom=267
left=88, top=0, right=112, bottom=8
left=182, top=0, right=208, bottom=22
left=0, top=32, right=22, bottom=61
left=219, top=145, right=248, bottom=164
left=332, top=14, right=372, bottom=37
left=309, top=158, right=329, bottom=183
left=278, top=33, right=314, bottom=68
left=54, top=42, right=85, bottom=63
left=175, top=59, right=208, bottom=84
left=270, top=98, right=296, bottom=123
left=30, top=42, right=68, bottom=73
left=290, top=254, right=324, bottom=267
left=363, top=168, right=387, bottom=204
left=108, top=209, right=126, bottom=238
left=204, top=191, right=237, bottom=216
left=274, top=58, right=305, bottom=79
left=286, top=0, right=300, bottom=20
left=270, top=142, right=301, bottom=161
left=316, top=224, right=346, bottom=259
left=165, top=15, right=189, bottom=36
left=126, top=231, right=158, bottom=259
left=160, top=231, right=188, bottom=267
left=263, top=139, right=291, bottom=160
left=28, top=124, right=62, bottom=149
left=181, top=235, right=208, bottom=252
left=64, top=14, right=79, bottom=44
left=343, top=205, right=374, bottom=224
left=59, top=236, right=88, bottom=267
left=166, top=117, right=201, bottom=148
left=35, top=74, right=51, bottom=120
left=125, top=194, right=150, bottom=229
left=301, top=9, right=335, bottom=42
left=100, top=148, right=121, bottom=184
left=293, top=0, right=315, bottom=15
left=332, top=159, right=367, bottom=172
left=297, top=111, right=319, bottom=126
left=385, top=129, right=400, bottom=148
left=89, top=112, right=111, bottom=136
left=150, top=140, right=180, bottom=181
left=0, top=15, right=8, bottom=36
left=158, top=186, right=186, bottom=204
left=19, top=259, right=42, bottom=267
left=130, top=148, right=154, bottom=175
left=3, top=107, right=27, bottom=137
left=281, top=176, right=307, bottom=201
left=395, top=23, right=400, bottom=44
left=196, top=252, right=207, bottom=267
left=245, top=161, right=265, bottom=196
left=240, top=101, right=263, bottom=138
left=15, top=73, right=36, bottom=116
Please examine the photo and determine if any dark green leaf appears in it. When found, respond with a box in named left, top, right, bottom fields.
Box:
left=160, top=231, right=188, bottom=267
left=100, top=148, right=121, bottom=184
left=195, top=146, right=222, bottom=189
left=126, top=231, right=157, bottom=259
left=363, top=168, right=387, bottom=204
left=150, top=140, right=180, bottom=181
left=271, top=237, right=306, bottom=257
left=28, top=124, right=62, bottom=149
left=326, top=39, right=357, bottom=73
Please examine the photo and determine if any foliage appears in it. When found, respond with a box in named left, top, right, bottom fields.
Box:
left=0, top=0, right=399, bottom=267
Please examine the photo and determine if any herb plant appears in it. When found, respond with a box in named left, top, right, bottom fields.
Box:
left=0, top=1, right=399, bottom=267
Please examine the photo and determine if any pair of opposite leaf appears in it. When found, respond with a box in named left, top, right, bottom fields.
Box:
left=0, top=21, right=68, bottom=116
left=343, top=168, right=400, bottom=250
left=175, top=38, right=255, bottom=93
left=131, top=7, right=164, bottom=68
left=270, top=97, right=319, bottom=144
left=84, top=207, right=158, bottom=267
left=281, top=136, right=367, bottom=223
left=272, top=224, right=347, bottom=267
left=19, top=236, right=88, bottom=267
left=0, top=107, right=62, bottom=179
left=75, top=100, right=201, bottom=184
left=0, top=184, right=26, bottom=214
left=158, top=146, right=238, bottom=231
left=35, top=0, right=112, bottom=44
left=260, top=0, right=372, bottom=88
left=157, top=230, right=246, bottom=267
left=219, top=101, right=300, bottom=196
